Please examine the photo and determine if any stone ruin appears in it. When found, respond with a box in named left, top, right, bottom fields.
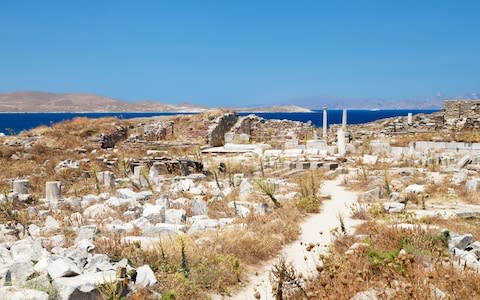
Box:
left=99, top=126, right=128, bottom=149
left=444, top=100, right=480, bottom=120
left=206, top=112, right=238, bottom=147
left=142, top=121, right=175, bottom=141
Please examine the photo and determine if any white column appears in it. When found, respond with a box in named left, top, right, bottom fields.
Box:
left=45, top=181, right=61, bottom=202
left=322, top=107, right=328, bottom=141
left=337, top=128, right=346, bottom=157
left=342, top=108, right=347, bottom=130
left=407, top=113, right=413, bottom=125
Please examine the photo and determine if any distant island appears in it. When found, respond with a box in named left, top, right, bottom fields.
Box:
left=0, top=91, right=312, bottom=113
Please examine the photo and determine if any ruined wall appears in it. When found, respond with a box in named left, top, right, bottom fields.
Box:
left=100, top=126, right=128, bottom=148
left=207, top=112, right=238, bottom=146
left=444, top=100, right=480, bottom=119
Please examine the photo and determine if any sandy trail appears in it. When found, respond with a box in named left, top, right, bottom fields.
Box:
left=228, top=177, right=362, bottom=300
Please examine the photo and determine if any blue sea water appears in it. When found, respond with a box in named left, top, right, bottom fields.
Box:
left=0, top=110, right=439, bottom=135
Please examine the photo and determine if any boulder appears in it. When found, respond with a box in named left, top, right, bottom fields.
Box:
left=83, top=204, right=114, bottom=219
left=53, top=271, right=115, bottom=300
left=457, top=154, right=472, bottom=169
left=239, top=179, right=253, bottom=201
left=383, top=202, right=405, bottom=213
left=165, top=209, right=187, bottom=224
left=0, top=261, right=34, bottom=284
left=135, top=265, right=157, bottom=287
left=405, top=184, right=425, bottom=194
left=0, top=286, right=48, bottom=300
left=362, top=155, right=378, bottom=165
left=466, top=179, right=479, bottom=192
left=75, top=225, right=97, bottom=242
left=47, top=258, right=82, bottom=279
left=11, top=239, right=46, bottom=262
left=129, top=217, right=154, bottom=233
left=191, top=197, right=208, bottom=216
left=449, top=234, right=473, bottom=251
left=358, top=187, right=380, bottom=202
left=452, top=170, right=468, bottom=185
left=142, top=203, right=166, bottom=223
left=44, top=216, right=61, bottom=232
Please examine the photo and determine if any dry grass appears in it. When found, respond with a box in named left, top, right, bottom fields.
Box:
left=291, top=221, right=480, bottom=299
left=93, top=202, right=302, bottom=299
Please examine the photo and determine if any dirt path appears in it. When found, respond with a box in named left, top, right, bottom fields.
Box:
left=228, top=178, right=362, bottom=300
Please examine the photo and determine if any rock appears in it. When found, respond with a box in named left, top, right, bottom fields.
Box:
left=449, top=233, right=473, bottom=251
left=430, top=284, right=447, bottom=299
left=84, top=254, right=113, bottom=273
left=83, top=204, right=114, bottom=219
left=383, top=202, right=405, bottom=213
left=239, top=179, right=254, bottom=201
left=466, top=179, right=479, bottom=192
left=457, top=155, right=472, bottom=169
left=130, top=217, right=154, bottom=232
left=452, top=170, right=468, bottom=185
left=76, top=225, right=97, bottom=242
left=452, top=248, right=480, bottom=270
left=34, top=256, right=51, bottom=274
left=44, top=216, right=60, bottom=232
left=170, top=179, right=195, bottom=193
left=228, top=202, right=250, bottom=217
left=191, top=197, right=208, bottom=216
left=47, top=258, right=82, bottom=279
left=105, top=220, right=134, bottom=234
left=254, top=203, right=268, bottom=215
left=142, top=203, right=166, bottom=223
left=152, top=223, right=185, bottom=235
left=351, top=289, right=378, bottom=300
left=359, top=187, right=380, bottom=202
left=55, top=160, right=79, bottom=171
left=0, top=286, right=48, bottom=300
left=345, top=242, right=369, bottom=255
left=362, top=155, right=378, bottom=165
left=28, top=224, right=41, bottom=237
left=81, top=194, right=101, bottom=209
left=165, top=209, right=187, bottom=224
left=116, top=188, right=150, bottom=201
left=53, top=271, right=116, bottom=300
left=405, top=184, right=425, bottom=194
left=135, top=265, right=157, bottom=287
left=11, top=239, right=46, bottom=262
left=188, top=218, right=219, bottom=233
left=0, top=261, right=34, bottom=284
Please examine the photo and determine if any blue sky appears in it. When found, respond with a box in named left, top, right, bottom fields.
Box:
left=1, top=1, right=479, bottom=107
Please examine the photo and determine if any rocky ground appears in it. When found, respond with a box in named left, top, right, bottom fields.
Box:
left=0, top=108, right=479, bottom=299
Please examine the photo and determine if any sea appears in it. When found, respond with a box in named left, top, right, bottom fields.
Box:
left=0, top=110, right=439, bottom=135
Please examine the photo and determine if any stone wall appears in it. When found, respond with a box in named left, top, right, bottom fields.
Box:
left=100, top=126, right=128, bottom=149
left=444, top=100, right=480, bottom=119
left=207, top=112, right=238, bottom=146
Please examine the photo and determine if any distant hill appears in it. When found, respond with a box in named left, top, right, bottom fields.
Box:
left=290, top=93, right=480, bottom=109
left=0, top=91, right=207, bottom=112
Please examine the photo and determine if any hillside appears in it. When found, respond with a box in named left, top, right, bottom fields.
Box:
left=0, top=91, right=207, bottom=112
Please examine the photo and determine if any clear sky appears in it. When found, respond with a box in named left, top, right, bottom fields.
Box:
left=1, top=1, right=479, bottom=106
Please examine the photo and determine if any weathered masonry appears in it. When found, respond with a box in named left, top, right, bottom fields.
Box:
left=444, top=100, right=480, bottom=119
